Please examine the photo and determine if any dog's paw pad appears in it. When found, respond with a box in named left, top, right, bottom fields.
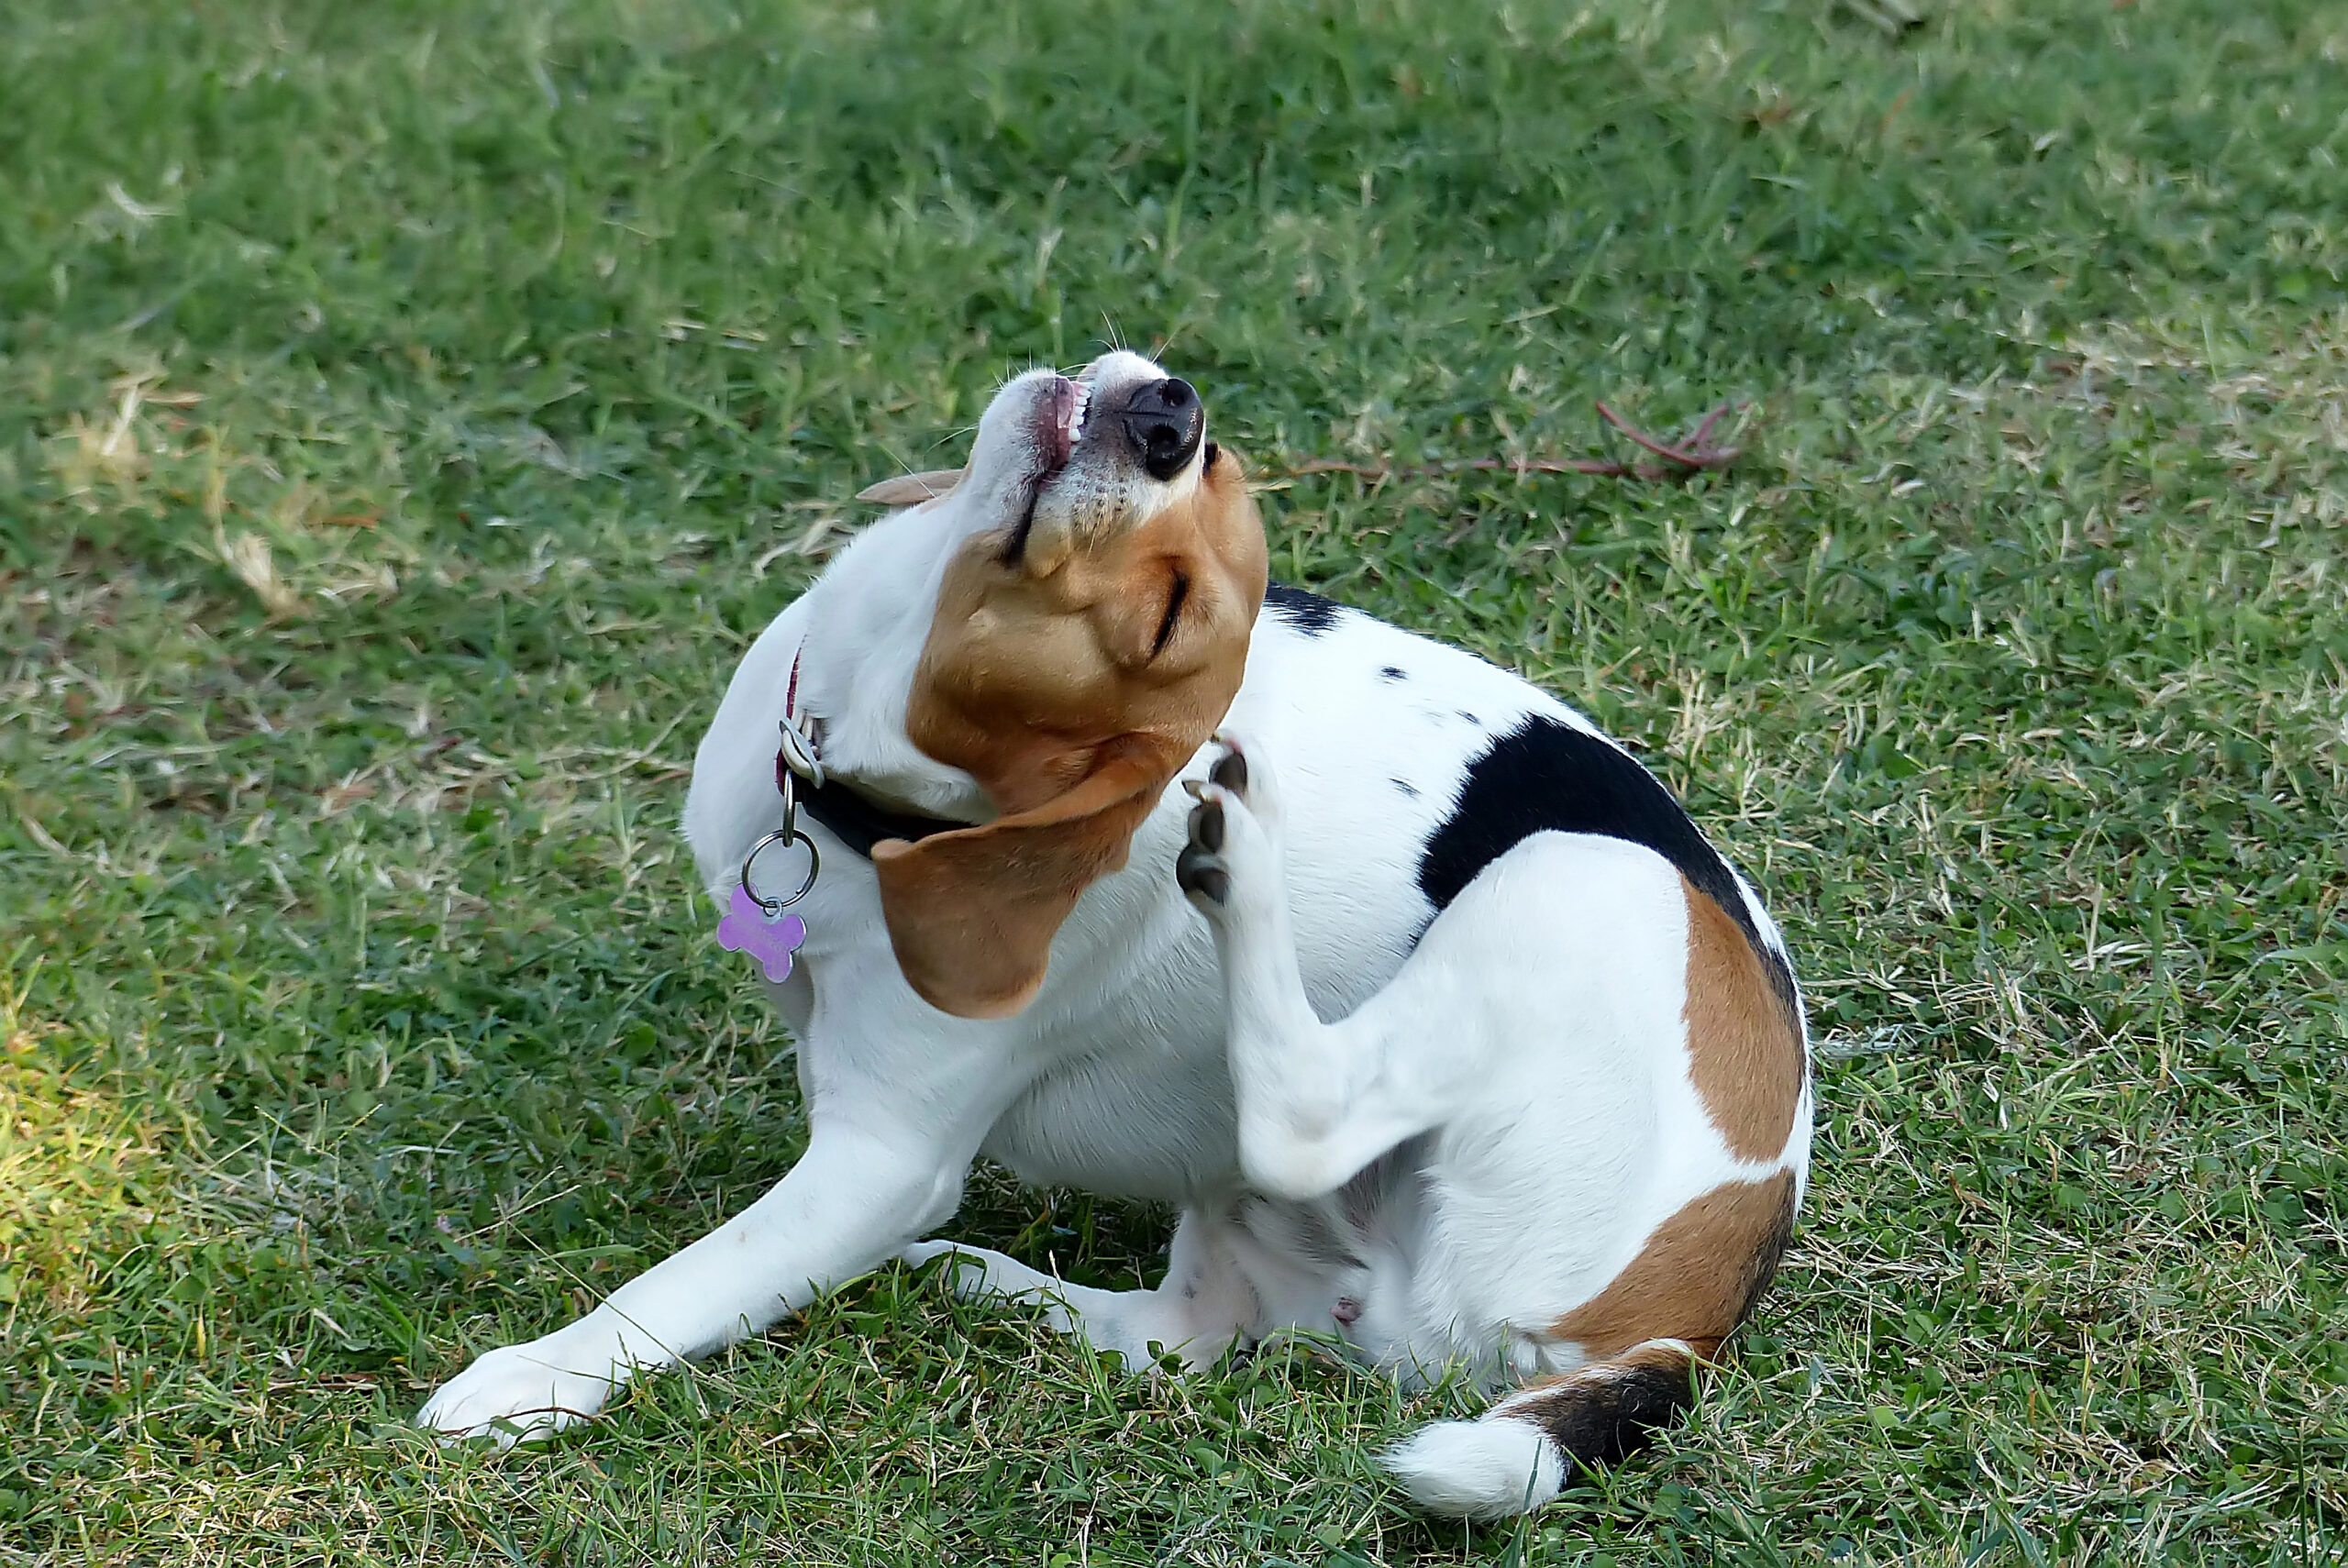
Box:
left=1177, top=841, right=1232, bottom=906
left=1209, top=741, right=1249, bottom=798
left=1206, top=730, right=1280, bottom=826
left=1180, top=790, right=1236, bottom=905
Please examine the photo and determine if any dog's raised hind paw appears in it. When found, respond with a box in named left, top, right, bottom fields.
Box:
left=1178, top=733, right=1282, bottom=916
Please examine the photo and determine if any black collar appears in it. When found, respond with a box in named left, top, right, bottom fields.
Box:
left=794, top=772, right=969, bottom=858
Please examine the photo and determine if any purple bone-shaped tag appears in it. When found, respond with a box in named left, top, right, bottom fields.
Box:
left=716, top=885, right=807, bottom=983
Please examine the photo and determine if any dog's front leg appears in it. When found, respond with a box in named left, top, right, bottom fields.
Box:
left=417, top=1112, right=969, bottom=1445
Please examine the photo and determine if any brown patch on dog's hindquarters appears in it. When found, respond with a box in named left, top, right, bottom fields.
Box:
left=1522, top=1173, right=1797, bottom=1479
left=1548, top=1170, right=1797, bottom=1361
left=1679, top=876, right=1805, bottom=1163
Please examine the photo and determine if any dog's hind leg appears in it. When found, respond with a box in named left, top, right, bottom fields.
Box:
left=902, top=1207, right=1260, bottom=1370
left=1177, top=734, right=1496, bottom=1203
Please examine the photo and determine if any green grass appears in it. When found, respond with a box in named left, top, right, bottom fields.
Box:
left=2, top=0, right=2343, bottom=1561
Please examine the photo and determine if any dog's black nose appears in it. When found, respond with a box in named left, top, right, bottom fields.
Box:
left=1121, top=378, right=1204, bottom=480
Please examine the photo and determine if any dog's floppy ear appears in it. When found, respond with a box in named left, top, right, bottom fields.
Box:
left=869, top=740, right=1166, bottom=1018
left=856, top=469, right=967, bottom=506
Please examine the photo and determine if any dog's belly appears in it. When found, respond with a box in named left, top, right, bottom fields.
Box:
left=982, top=1023, right=1239, bottom=1201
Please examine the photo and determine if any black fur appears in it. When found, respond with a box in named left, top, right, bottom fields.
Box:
left=1262, top=581, right=1344, bottom=636
left=1521, top=1358, right=1696, bottom=1478
left=1416, top=715, right=1797, bottom=1014
left=796, top=775, right=966, bottom=859
left=1150, top=569, right=1191, bottom=659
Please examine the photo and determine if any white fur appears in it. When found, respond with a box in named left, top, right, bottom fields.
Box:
left=416, top=351, right=1812, bottom=1515
left=1384, top=1416, right=1567, bottom=1518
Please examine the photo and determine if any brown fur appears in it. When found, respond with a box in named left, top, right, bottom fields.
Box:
left=871, top=455, right=1268, bottom=1018
left=1503, top=1338, right=1696, bottom=1418
left=1610, top=1339, right=1700, bottom=1375
left=1679, top=876, right=1805, bottom=1164
left=1548, top=1170, right=1797, bottom=1362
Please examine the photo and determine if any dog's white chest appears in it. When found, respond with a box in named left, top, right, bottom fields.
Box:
left=983, top=1027, right=1237, bottom=1200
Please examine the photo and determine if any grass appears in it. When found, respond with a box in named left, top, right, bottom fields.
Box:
left=1, top=0, right=2343, bottom=1561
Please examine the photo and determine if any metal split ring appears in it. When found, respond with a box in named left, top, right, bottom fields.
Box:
left=739, top=769, right=820, bottom=915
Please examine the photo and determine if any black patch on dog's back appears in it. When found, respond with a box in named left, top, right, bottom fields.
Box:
left=1418, top=716, right=1732, bottom=915
left=1417, top=715, right=1794, bottom=1010
left=1262, top=581, right=1343, bottom=635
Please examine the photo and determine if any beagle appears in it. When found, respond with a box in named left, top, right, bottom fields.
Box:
left=418, top=352, right=1811, bottom=1518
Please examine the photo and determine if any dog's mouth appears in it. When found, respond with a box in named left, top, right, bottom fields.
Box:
left=1030, top=373, right=1091, bottom=485
left=1005, top=373, right=1091, bottom=559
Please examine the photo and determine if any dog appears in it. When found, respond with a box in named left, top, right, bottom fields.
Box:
left=418, top=351, right=1811, bottom=1518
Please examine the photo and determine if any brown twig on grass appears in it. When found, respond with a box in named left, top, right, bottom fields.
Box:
left=1274, top=400, right=1745, bottom=484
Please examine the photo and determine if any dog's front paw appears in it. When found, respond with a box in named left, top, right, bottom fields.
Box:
left=1178, top=734, right=1280, bottom=917
left=417, top=1335, right=620, bottom=1447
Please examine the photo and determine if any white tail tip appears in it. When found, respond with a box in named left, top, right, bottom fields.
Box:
left=1382, top=1414, right=1566, bottom=1519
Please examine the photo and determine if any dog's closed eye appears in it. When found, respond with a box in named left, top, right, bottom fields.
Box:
left=1151, top=569, right=1191, bottom=660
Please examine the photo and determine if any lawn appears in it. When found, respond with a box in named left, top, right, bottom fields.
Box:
left=2, top=0, right=2343, bottom=1562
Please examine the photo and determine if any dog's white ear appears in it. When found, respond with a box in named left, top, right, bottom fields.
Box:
left=856, top=469, right=966, bottom=506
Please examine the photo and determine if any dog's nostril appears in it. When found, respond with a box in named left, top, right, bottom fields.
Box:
left=1121, top=378, right=1205, bottom=480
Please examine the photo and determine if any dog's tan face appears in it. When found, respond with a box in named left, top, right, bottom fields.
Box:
left=863, top=355, right=1268, bottom=1019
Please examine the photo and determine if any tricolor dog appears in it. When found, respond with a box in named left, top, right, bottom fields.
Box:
left=419, top=352, right=1811, bottom=1517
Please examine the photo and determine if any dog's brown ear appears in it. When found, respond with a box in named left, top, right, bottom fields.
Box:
left=856, top=469, right=967, bottom=506
left=869, top=741, right=1165, bottom=1019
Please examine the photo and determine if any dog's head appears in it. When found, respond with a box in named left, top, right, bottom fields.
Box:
left=842, top=351, right=1267, bottom=1019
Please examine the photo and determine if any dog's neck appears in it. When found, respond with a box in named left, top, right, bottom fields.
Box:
left=786, top=499, right=1001, bottom=825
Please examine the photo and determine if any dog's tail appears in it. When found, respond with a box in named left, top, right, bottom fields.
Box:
left=1381, top=1339, right=1705, bottom=1518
